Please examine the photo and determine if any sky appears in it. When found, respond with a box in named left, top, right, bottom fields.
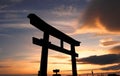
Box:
left=0, top=0, right=120, bottom=75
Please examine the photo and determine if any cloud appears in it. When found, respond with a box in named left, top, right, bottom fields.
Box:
left=77, top=0, right=120, bottom=34
left=30, top=60, right=40, bottom=63
left=49, top=20, right=78, bottom=34
left=49, top=62, right=71, bottom=65
left=0, top=5, right=8, bottom=9
left=0, top=0, right=23, bottom=9
left=50, top=55, right=69, bottom=59
left=0, top=11, right=29, bottom=25
left=10, top=0, right=23, bottom=2
left=0, top=23, right=34, bottom=29
left=77, top=54, right=120, bottom=65
left=52, top=5, right=78, bottom=17
left=109, top=46, right=120, bottom=54
left=101, top=64, right=120, bottom=70
left=0, top=65, right=11, bottom=68
left=100, top=38, right=120, bottom=46
left=86, top=0, right=92, bottom=2
left=100, top=41, right=120, bottom=46
left=0, top=48, right=2, bottom=52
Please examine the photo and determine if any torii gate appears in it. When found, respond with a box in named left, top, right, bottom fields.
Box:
left=27, top=13, right=80, bottom=76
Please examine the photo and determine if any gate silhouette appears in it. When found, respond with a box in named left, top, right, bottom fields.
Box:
left=27, top=13, right=80, bottom=76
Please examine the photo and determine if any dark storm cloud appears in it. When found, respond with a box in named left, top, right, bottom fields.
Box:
left=77, top=54, right=120, bottom=65
left=109, top=46, right=120, bottom=54
left=101, top=64, right=120, bottom=70
left=80, top=0, right=120, bottom=33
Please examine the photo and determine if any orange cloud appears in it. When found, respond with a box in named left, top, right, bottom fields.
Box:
left=100, top=41, right=120, bottom=46
left=0, top=59, right=38, bottom=74
left=50, top=55, right=69, bottom=59
left=99, top=38, right=120, bottom=46
left=109, top=45, right=120, bottom=54
left=49, top=62, right=71, bottom=65
left=30, top=60, right=40, bottom=63
left=101, top=64, right=120, bottom=70
left=0, top=65, right=11, bottom=68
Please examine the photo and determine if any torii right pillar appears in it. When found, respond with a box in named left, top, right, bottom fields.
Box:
left=71, top=44, right=78, bottom=76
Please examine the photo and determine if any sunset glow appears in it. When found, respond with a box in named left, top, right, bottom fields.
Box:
left=0, top=0, right=120, bottom=76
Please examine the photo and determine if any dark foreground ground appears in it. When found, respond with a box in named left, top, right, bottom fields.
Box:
left=0, top=73, right=119, bottom=76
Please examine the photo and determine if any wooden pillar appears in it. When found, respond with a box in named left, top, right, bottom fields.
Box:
left=71, top=45, right=77, bottom=76
left=38, top=32, right=49, bottom=76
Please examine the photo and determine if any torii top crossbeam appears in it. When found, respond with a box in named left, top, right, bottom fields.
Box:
left=28, top=14, right=80, bottom=46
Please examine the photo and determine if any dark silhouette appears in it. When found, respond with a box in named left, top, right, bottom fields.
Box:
left=27, top=13, right=80, bottom=76
left=53, top=69, right=61, bottom=76
left=108, top=74, right=119, bottom=76
left=91, top=70, right=94, bottom=76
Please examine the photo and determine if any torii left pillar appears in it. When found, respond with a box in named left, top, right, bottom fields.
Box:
left=38, top=32, right=49, bottom=76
